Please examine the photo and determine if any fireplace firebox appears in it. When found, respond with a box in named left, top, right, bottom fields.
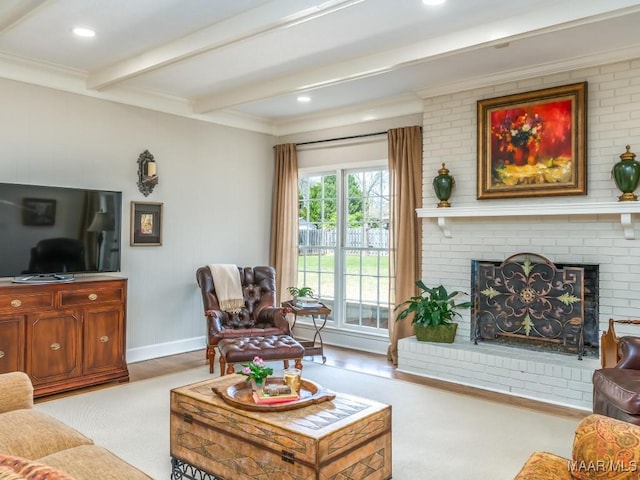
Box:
left=471, top=253, right=599, bottom=359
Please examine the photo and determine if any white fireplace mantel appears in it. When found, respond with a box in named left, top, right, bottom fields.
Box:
left=416, top=201, right=640, bottom=239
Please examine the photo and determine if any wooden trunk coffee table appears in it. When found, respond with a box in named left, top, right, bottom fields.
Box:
left=170, top=374, right=392, bottom=480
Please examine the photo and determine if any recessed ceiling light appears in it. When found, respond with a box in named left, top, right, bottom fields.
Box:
left=297, top=95, right=311, bottom=103
left=422, top=0, right=446, bottom=5
left=72, top=27, right=95, bottom=38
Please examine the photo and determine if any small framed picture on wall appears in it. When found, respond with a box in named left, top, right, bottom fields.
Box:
left=130, top=201, right=162, bottom=246
left=22, top=198, right=56, bottom=226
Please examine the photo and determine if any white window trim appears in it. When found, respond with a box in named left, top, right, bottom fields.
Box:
left=297, top=162, right=390, bottom=337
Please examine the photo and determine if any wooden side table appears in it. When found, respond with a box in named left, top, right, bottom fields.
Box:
left=282, top=300, right=330, bottom=364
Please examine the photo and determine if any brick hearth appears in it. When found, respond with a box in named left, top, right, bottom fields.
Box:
left=397, top=337, right=598, bottom=410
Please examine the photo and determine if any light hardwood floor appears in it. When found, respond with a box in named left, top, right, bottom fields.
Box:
left=123, top=344, right=588, bottom=420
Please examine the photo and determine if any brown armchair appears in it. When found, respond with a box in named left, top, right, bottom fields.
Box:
left=593, top=334, right=640, bottom=425
left=27, top=237, right=86, bottom=273
left=196, top=266, right=291, bottom=373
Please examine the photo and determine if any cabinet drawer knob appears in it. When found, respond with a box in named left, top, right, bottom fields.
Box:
left=10, top=299, right=21, bottom=308
left=50, top=343, right=61, bottom=351
left=99, top=335, right=109, bottom=343
left=88, top=293, right=98, bottom=301
left=0, top=351, right=4, bottom=359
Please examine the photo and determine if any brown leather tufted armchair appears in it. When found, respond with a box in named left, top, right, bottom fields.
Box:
left=27, top=237, right=86, bottom=273
left=593, top=336, right=640, bottom=425
left=196, top=266, right=291, bottom=373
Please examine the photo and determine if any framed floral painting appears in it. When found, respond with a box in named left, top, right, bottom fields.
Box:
left=130, top=201, right=162, bottom=246
left=477, top=82, right=587, bottom=199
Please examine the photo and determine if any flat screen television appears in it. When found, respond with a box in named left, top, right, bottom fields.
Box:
left=0, top=182, right=122, bottom=282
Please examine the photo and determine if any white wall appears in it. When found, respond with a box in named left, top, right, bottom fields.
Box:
left=421, top=58, right=640, bottom=342
left=0, top=78, right=275, bottom=362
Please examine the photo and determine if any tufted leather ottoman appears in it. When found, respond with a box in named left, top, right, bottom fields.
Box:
left=218, top=335, right=304, bottom=375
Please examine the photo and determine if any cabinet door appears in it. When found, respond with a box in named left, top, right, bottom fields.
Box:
left=84, top=305, right=125, bottom=374
left=0, top=315, right=25, bottom=373
left=26, top=310, right=82, bottom=385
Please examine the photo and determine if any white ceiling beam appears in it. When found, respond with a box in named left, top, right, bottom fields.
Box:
left=86, top=0, right=364, bottom=90
left=0, top=0, right=53, bottom=35
left=192, top=2, right=640, bottom=113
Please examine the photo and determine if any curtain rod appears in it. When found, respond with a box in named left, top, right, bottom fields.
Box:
left=295, top=131, right=387, bottom=146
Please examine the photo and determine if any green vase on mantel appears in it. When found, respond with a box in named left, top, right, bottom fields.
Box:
left=612, top=145, right=640, bottom=201
left=432, top=163, right=455, bottom=208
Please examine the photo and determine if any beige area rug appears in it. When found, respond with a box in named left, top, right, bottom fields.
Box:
left=35, top=361, right=580, bottom=479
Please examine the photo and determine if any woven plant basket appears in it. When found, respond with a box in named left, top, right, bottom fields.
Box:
left=414, top=323, right=458, bottom=343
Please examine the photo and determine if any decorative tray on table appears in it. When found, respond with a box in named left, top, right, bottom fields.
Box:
left=212, top=377, right=336, bottom=412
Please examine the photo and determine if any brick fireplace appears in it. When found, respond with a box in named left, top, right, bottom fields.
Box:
left=399, top=205, right=633, bottom=411
left=397, top=253, right=602, bottom=411
left=396, top=205, right=628, bottom=411
left=398, top=62, right=640, bottom=410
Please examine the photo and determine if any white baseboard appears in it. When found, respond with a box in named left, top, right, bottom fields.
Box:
left=125, top=328, right=389, bottom=365
left=126, top=336, right=207, bottom=364
left=293, top=324, right=389, bottom=355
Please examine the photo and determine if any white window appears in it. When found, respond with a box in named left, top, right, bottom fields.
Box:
left=297, top=167, right=391, bottom=334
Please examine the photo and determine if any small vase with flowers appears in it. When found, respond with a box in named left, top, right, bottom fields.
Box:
left=237, top=356, right=273, bottom=391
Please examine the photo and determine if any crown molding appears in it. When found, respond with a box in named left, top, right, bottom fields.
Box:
left=0, top=51, right=276, bottom=135
left=416, top=44, right=640, bottom=99
left=273, top=94, right=423, bottom=136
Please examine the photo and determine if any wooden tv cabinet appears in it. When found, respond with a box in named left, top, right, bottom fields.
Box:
left=0, top=276, right=129, bottom=397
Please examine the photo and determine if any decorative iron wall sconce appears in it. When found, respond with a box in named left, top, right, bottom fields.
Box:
left=137, top=149, right=158, bottom=196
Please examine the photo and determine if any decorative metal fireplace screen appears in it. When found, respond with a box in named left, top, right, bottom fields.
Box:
left=472, top=253, right=587, bottom=358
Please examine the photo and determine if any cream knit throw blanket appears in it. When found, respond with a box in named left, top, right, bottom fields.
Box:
left=208, top=264, right=244, bottom=313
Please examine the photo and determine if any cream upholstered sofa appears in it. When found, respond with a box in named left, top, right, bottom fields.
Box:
left=0, top=371, right=151, bottom=480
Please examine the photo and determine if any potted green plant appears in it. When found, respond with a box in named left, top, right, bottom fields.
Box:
left=395, top=281, right=472, bottom=343
left=236, top=355, right=273, bottom=389
left=287, top=286, right=317, bottom=304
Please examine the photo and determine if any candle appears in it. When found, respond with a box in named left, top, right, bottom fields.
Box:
left=283, top=368, right=301, bottom=393
left=146, top=161, right=156, bottom=177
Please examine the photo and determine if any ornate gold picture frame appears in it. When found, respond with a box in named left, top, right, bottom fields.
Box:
left=477, top=82, right=587, bottom=199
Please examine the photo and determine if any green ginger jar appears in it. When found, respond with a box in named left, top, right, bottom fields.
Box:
left=432, top=163, right=455, bottom=207
left=612, top=145, right=640, bottom=201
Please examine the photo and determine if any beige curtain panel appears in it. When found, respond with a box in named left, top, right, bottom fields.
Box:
left=387, top=126, right=423, bottom=364
left=269, top=143, right=299, bottom=307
